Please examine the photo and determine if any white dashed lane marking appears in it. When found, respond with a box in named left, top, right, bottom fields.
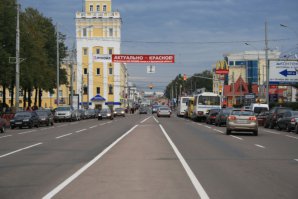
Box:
left=231, top=135, right=243, bottom=140
left=255, top=144, right=265, bottom=149
left=56, top=133, right=73, bottom=139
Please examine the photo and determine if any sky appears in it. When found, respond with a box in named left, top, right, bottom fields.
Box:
left=18, top=0, right=298, bottom=92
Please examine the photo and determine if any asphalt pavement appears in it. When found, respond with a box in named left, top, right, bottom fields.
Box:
left=0, top=112, right=297, bottom=199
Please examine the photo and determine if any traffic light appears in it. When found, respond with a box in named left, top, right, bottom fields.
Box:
left=183, top=74, right=187, bottom=81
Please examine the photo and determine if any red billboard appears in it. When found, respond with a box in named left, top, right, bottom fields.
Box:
left=112, top=54, right=175, bottom=63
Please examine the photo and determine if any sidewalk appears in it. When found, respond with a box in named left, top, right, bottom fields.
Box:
left=54, top=117, right=198, bottom=199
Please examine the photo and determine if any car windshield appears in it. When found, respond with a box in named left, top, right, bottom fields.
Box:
left=56, top=107, right=71, bottom=111
left=198, top=96, right=220, bottom=105
left=254, top=107, right=268, bottom=114
left=101, top=109, right=110, bottom=113
left=231, top=110, right=254, bottom=116
left=15, top=112, right=31, bottom=117
left=291, top=111, right=298, bottom=116
left=115, top=108, right=123, bottom=111
left=36, top=111, right=48, bottom=116
left=160, top=107, right=170, bottom=111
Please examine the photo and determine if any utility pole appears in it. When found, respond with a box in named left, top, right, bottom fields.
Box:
left=15, top=3, right=20, bottom=110
left=232, top=72, right=235, bottom=105
left=56, top=24, right=60, bottom=107
left=265, top=21, right=269, bottom=104
left=87, top=72, right=89, bottom=109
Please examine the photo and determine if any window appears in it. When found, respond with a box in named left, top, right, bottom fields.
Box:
left=96, top=87, right=100, bottom=94
left=109, top=67, right=113, bottom=75
left=103, top=5, right=107, bottom=11
left=59, top=90, right=63, bottom=97
left=108, top=48, right=113, bottom=55
left=109, top=85, right=113, bottom=94
left=83, top=28, right=87, bottom=37
left=96, top=5, right=100, bottom=11
left=109, top=28, right=113, bottom=37
left=96, top=68, right=100, bottom=75
left=83, top=87, right=88, bottom=95
left=83, top=48, right=88, bottom=55
left=229, top=61, right=234, bottom=66
left=84, top=68, right=88, bottom=75
left=96, top=49, right=100, bottom=54
left=0, top=91, right=2, bottom=97
left=90, top=5, right=93, bottom=12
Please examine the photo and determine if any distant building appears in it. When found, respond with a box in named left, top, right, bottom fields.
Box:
left=76, top=0, right=126, bottom=109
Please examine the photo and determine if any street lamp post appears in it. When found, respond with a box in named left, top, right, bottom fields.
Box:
left=265, top=21, right=269, bottom=104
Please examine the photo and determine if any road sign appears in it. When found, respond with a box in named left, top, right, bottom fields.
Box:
left=147, top=65, right=155, bottom=73
left=269, top=60, right=298, bottom=84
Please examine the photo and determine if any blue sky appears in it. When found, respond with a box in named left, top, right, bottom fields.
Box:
left=18, top=0, right=298, bottom=91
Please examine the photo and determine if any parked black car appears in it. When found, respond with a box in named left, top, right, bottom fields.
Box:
left=264, top=107, right=292, bottom=129
left=87, top=109, right=96, bottom=119
left=10, top=111, right=40, bottom=129
left=36, top=110, right=54, bottom=126
left=206, top=109, right=220, bottom=124
left=215, top=108, right=233, bottom=126
left=256, top=111, right=269, bottom=126
left=276, top=110, right=298, bottom=132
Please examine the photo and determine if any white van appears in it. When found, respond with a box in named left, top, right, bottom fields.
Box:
left=250, top=103, right=269, bottom=114
left=177, top=96, right=190, bottom=117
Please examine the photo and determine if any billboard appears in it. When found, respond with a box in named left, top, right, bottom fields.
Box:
left=112, top=54, right=175, bottom=63
left=269, top=60, right=298, bottom=84
left=215, top=60, right=229, bottom=74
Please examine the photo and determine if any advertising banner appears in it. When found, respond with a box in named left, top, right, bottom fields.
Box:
left=269, top=60, right=298, bottom=84
left=112, top=54, right=175, bottom=63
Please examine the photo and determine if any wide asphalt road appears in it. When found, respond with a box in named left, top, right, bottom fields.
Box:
left=0, top=112, right=297, bottom=199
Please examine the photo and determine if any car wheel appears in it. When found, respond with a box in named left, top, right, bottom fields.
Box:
left=10, top=126, right=15, bottom=129
left=295, top=124, right=298, bottom=134
left=286, top=124, right=291, bottom=132
left=226, top=128, right=231, bottom=135
left=0, top=127, right=4, bottom=133
left=277, top=124, right=282, bottom=131
left=253, top=130, right=258, bottom=136
left=218, top=122, right=221, bottom=127
left=264, top=121, right=269, bottom=128
left=269, top=122, right=274, bottom=129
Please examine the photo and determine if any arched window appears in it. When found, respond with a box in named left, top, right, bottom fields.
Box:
left=109, top=85, right=113, bottom=95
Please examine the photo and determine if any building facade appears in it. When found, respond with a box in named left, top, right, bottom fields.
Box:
left=76, top=0, right=125, bottom=109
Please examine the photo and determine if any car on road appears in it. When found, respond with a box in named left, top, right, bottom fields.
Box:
left=139, top=106, right=148, bottom=114
left=10, top=111, right=40, bottom=129
left=264, top=106, right=292, bottom=129
left=276, top=110, right=298, bottom=132
left=157, top=106, right=171, bottom=117
left=215, top=108, right=233, bottom=126
left=87, top=109, right=96, bottom=119
left=36, top=110, right=54, bottom=126
left=54, top=106, right=76, bottom=122
left=98, top=108, right=114, bottom=120
left=226, top=109, right=258, bottom=136
left=256, top=111, right=269, bottom=126
left=151, top=105, right=160, bottom=114
left=0, top=118, right=6, bottom=133
left=206, top=109, right=220, bottom=124
left=114, top=108, right=125, bottom=117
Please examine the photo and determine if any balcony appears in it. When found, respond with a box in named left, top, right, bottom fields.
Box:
left=76, top=11, right=121, bottom=19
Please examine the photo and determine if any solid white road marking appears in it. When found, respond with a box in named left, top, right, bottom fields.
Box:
left=294, top=159, right=298, bottom=162
left=263, top=130, right=280, bottom=135
left=140, top=116, right=152, bottom=124
left=0, top=143, right=43, bottom=158
left=255, top=144, right=265, bottom=149
left=159, top=124, right=210, bottom=199
left=100, top=122, right=108, bottom=126
left=56, top=133, right=73, bottom=139
left=204, top=125, right=211, bottom=129
left=153, top=116, right=159, bottom=123
left=231, top=135, right=243, bottom=140
left=18, top=130, right=36, bottom=135
left=0, top=135, right=13, bottom=139
left=286, top=135, right=298, bottom=140
left=75, top=129, right=87, bottom=133
left=42, top=125, right=138, bottom=199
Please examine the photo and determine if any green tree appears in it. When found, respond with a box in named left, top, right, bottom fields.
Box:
left=0, top=0, right=17, bottom=109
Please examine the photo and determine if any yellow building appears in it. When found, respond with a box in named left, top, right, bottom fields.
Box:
left=76, top=0, right=126, bottom=109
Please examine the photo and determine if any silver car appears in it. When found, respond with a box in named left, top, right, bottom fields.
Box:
left=157, top=106, right=171, bottom=117
left=226, top=109, right=258, bottom=136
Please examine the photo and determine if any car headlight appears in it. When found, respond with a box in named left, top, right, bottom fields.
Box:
left=23, top=119, right=30, bottom=122
left=121, top=111, right=125, bottom=114
left=98, top=114, right=102, bottom=116
left=107, top=113, right=111, bottom=116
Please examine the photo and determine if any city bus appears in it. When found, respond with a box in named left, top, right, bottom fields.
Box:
left=191, top=92, right=221, bottom=122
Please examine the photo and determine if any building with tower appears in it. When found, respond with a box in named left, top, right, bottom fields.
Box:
left=76, top=0, right=127, bottom=109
